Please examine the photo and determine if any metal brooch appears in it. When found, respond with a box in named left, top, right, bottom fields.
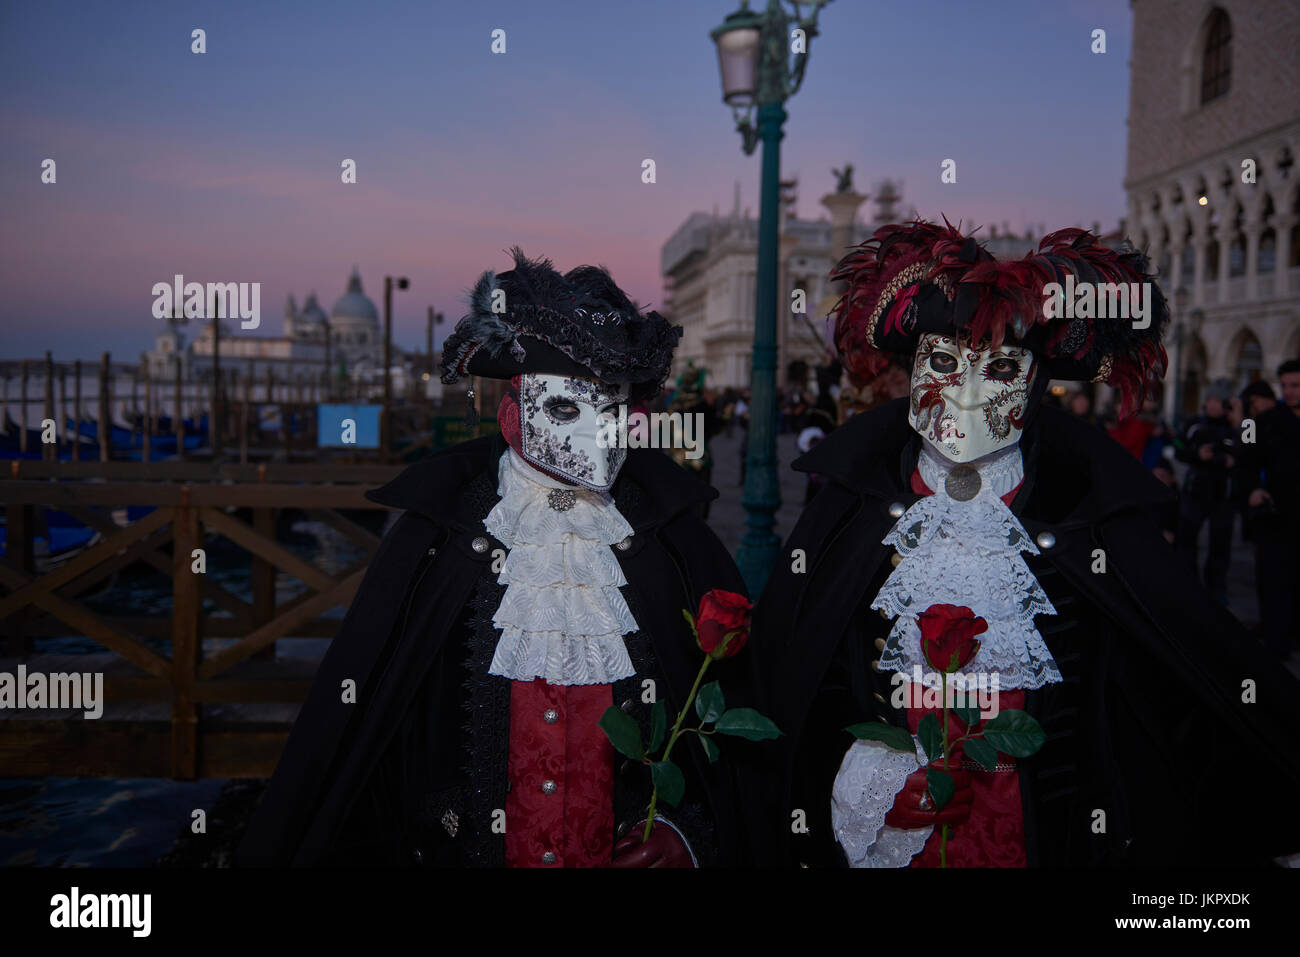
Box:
left=441, top=808, right=459, bottom=838
left=547, top=488, right=577, bottom=511
left=945, top=465, right=981, bottom=501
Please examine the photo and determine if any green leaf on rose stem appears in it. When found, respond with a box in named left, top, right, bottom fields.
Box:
left=982, top=709, right=1047, bottom=757
left=599, top=706, right=644, bottom=761
left=695, top=680, right=725, bottom=724
left=926, top=768, right=955, bottom=811
left=952, top=692, right=981, bottom=728
left=682, top=608, right=696, bottom=633
left=963, top=736, right=999, bottom=772
left=697, top=733, right=720, bottom=764
left=918, top=712, right=944, bottom=763
left=713, top=708, right=782, bottom=741
left=649, top=699, right=667, bottom=754
left=651, top=759, right=686, bottom=808
left=845, top=722, right=916, bottom=754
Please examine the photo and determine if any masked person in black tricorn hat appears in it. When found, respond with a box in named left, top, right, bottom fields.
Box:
left=750, top=220, right=1300, bottom=867
left=239, top=249, right=749, bottom=867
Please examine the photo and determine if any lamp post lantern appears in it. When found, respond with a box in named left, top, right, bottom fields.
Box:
left=710, top=0, right=833, bottom=597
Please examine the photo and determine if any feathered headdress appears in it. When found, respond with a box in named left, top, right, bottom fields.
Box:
left=440, top=247, right=682, bottom=401
left=829, top=220, right=1169, bottom=416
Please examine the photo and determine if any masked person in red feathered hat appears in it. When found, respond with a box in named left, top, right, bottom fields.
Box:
left=750, top=220, right=1300, bottom=867
left=240, top=249, right=750, bottom=868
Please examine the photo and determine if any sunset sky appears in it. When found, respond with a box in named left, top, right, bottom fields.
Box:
left=1, top=0, right=1133, bottom=361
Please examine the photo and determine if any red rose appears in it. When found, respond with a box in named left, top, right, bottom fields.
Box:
left=917, top=603, right=987, bottom=673
left=694, top=589, right=752, bottom=659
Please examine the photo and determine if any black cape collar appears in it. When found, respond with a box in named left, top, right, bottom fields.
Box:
left=366, top=431, right=717, bottom=531
left=794, top=397, right=1171, bottom=526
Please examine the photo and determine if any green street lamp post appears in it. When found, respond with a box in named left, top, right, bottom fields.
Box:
left=710, top=0, right=832, bottom=597
left=383, top=274, right=410, bottom=461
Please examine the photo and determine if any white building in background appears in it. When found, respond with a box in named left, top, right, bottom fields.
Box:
left=1124, top=1, right=1300, bottom=418
left=659, top=176, right=1053, bottom=391
left=147, top=267, right=404, bottom=388
left=661, top=178, right=902, bottom=390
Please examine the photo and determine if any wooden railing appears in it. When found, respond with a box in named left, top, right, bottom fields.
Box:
left=0, top=464, right=403, bottom=779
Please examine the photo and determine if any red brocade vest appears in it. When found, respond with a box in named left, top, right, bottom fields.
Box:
left=903, top=468, right=1028, bottom=868
left=503, top=678, right=616, bottom=867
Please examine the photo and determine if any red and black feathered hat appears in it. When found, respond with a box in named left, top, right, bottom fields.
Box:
left=829, top=220, right=1170, bottom=415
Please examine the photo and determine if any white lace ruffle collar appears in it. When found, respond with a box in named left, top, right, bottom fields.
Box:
left=483, top=448, right=639, bottom=686
left=872, top=441, right=1062, bottom=691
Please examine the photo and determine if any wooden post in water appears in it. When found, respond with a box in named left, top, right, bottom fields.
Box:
left=323, top=332, right=332, bottom=402
left=252, top=465, right=276, bottom=660
left=265, top=365, right=275, bottom=456
left=72, top=359, right=82, bottom=462
left=98, top=352, right=111, bottom=462
left=19, top=360, right=28, bottom=454
left=425, top=307, right=437, bottom=442
left=57, top=361, right=68, bottom=459
left=141, top=354, right=152, bottom=462
left=211, top=293, right=222, bottom=461
left=171, top=486, right=200, bottom=779
left=281, top=369, right=291, bottom=461
left=240, top=362, right=251, bottom=465
left=43, top=352, right=55, bottom=462
left=175, top=355, right=185, bottom=462
left=130, top=366, right=140, bottom=445
left=382, top=277, right=393, bottom=463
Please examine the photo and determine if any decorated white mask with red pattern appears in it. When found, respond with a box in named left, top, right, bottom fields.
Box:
left=907, top=333, right=1037, bottom=463
left=518, top=372, right=629, bottom=490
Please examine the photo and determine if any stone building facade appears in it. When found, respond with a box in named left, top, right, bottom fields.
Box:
left=1125, top=0, right=1300, bottom=419
left=660, top=179, right=907, bottom=391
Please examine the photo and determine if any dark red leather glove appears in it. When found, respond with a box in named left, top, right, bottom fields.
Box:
left=883, top=762, right=974, bottom=829
left=609, top=820, right=694, bottom=868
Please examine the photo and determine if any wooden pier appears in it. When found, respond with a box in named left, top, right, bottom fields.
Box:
left=0, top=461, right=404, bottom=779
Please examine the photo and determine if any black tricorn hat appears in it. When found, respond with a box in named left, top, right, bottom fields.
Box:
left=440, top=247, right=682, bottom=400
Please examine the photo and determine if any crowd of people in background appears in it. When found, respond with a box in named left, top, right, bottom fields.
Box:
left=659, top=353, right=1300, bottom=662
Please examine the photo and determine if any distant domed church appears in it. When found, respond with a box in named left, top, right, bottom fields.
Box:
left=282, top=267, right=382, bottom=371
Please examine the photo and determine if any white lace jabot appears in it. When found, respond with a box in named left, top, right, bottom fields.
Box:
left=873, top=442, right=1062, bottom=691
left=483, top=448, right=639, bottom=685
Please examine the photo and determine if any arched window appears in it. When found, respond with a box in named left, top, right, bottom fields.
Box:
left=1201, top=9, right=1231, bottom=104
left=1234, top=332, right=1262, bottom=387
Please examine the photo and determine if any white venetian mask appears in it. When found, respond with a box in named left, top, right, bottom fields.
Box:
left=518, top=372, right=629, bottom=490
left=907, top=333, right=1037, bottom=463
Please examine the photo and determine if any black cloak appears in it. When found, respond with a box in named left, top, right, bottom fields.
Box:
left=750, top=398, right=1300, bottom=867
left=238, top=433, right=750, bottom=867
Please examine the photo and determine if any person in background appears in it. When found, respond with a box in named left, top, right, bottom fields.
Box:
left=664, top=363, right=720, bottom=519
left=1150, top=460, right=1180, bottom=544
left=1236, top=363, right=1300, bottom=657
left=1108, top=395, right=1159, bottom=459
left=1066, top=389, right=1095, bottom=424
left=1174, top=381, right=1238, bottom=605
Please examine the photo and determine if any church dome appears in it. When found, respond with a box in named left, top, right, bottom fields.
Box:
left=331, top=268, right=378, bottom=324
left=301, top=292, right=328, bottom=325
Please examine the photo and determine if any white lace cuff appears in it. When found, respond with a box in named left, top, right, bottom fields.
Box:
left=831, top=737, right=932, bottom=868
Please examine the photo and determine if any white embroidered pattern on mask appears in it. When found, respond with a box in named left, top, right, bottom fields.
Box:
left=518, top=372, right=629, bottom=490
